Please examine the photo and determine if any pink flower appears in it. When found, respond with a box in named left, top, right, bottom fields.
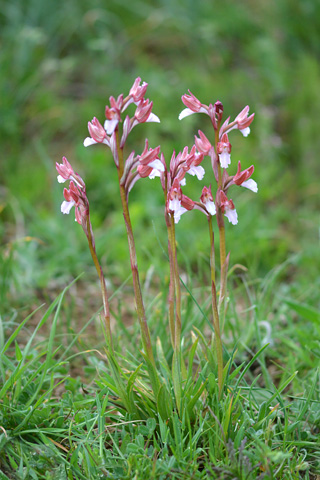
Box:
left=194, top=130, right=212, bottom=155
left=133, top=98, right=160, bottom=125
left=61, top=181, right=87, bottom=225
left=219, top=191, right=238, bottom=225
left=235, top=106, right=255, bottom=137
left=221, top=106, right=255, bottom=138
left=217, top=133, right=232, bottom=168
left=56, top=156, right=74, bottom=183
left=200, top=186, right=216, bottom=216
left=137, top=140, right=163, bottom=179
left=167, top=179, right=194, bottom=223
left=179, top=90, right=208, bottom=120
left=84, top=117, right=110, bottom=147
left=104, top=94, right=123, bottom=135
left=186, top=156, right=205, bottom=180
left=171, top=146, right=205, bottom=185
left=129, top=77, right=148, bottom=102
left=233, top=161, right=258, bottom=192
left=56, top=157, right=85, bottom=188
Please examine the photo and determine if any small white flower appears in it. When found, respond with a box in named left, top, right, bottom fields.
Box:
left=57, top=175, right=67, bottom=183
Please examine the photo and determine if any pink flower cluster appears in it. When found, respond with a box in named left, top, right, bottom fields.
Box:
left=56, top=156, right=89, bottom=228
left=137, top=88, right=257, bottom=225
left=56, top=78, right=257, bottom=229
left=173, top=90, right=257, bottom=225
left=83, top=78, right=160, bottom=154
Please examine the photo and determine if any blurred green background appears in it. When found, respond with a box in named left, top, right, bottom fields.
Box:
left=1, top=0, right=319, bottom=312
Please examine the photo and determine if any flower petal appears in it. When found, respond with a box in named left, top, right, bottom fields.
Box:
left=206, top=201, right=216, bottom=216
left=241, top=179, right=258, bottom=192
left=61, top=200, right=75, bottom=214
left=83, top=137, right=97, bottom=147
left=168, top=198, right=181, bottom=212
left=174, top=206, right=187, bottom=223
left=149, top=169, right=161, bottom=179
left=178, top=108, right=195, bottom=120
left=219, top=152, right=231, bottom=168
left=57, top=175, right=67, bottom=183
left=148, top=159, right=164, bottom=171
left=146, top=112, right=160, bottom=123
left=225, top=208, right=238, bottom=225
left=240, top=127, right=250, bottom=137
left=104, top=118, right=119, bottom=135
left=187, top=165, right=205, bottom=180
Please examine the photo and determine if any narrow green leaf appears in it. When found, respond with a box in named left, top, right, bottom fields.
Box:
left=285, top=299, right=320, bottom=323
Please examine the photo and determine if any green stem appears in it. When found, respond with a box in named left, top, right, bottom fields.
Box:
left=85, top=215, right=113, bottom=351
left=208, top=216, right=223, bottom=397
left=165, top=211, right=175, bottom=348
left=214, top=118, right=228, bottom=323
left=169, top=216, right=181, bottom=352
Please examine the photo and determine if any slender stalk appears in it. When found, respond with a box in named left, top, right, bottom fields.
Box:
left=214, top=121, right=227, bottom=320
left=208, top=215, right=216, bottom=285
left=85, top=215, right=113, bottom=351
left=114, top=130, right=156, bottom=369
left=208, top=216, right=223, bottom=397
left=165, top=211, right=176, bottom=347
left=168, top=216, right=181, bottom=352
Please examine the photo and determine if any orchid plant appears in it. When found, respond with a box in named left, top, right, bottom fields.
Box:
left=56, top=77, right=256, bottom=411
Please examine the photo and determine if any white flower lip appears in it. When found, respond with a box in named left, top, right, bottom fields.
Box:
left=147, top=113, right=160, bottom=123
left=83, top=137, right=97, bottom=147
left=187, top=165, right=205, bottom=180
left=104, top=118, right=119, bottom=135
left=168, top=198, right=181, bottom=212
left=219, top=151, right=231, bottom=169
left=225, top=208, right=238, bottom=225
left=206, top=201, right=216, bottom=216
left=148, top=159, right=164, bottom=171
left=178, top=106, right=207, bottom=120
left=61, top=200, right=75, bottom=214
left=174, top=206, right=187, bottom=223
left=178, top=108, right=195, bottom=120
left=241, top=179, right=258, bottom=193
left=240, top=127, right=250, bottom=137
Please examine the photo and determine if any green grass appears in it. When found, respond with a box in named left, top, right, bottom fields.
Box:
left=0, top=270, right=320, bottom=479
left=1, top=0, right=320, bottom=477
